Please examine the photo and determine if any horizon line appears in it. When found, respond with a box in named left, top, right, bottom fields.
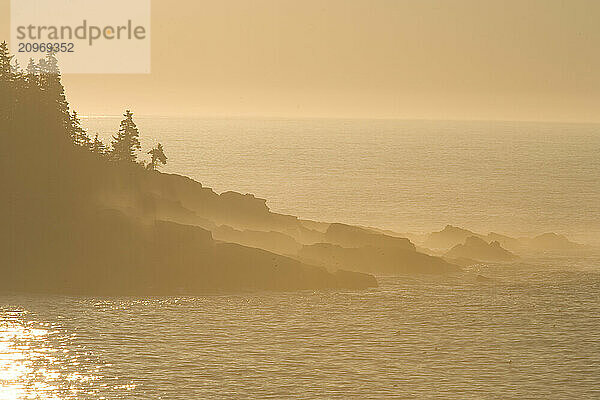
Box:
left=79, top=114, right=600, bottom=125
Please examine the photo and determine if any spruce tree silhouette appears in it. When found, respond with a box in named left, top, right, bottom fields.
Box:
left=147, top=143, right=167, bottom=170
left=90, top=133, right=108, bottom=155
left=111, top=110, right=142, bottom=163
left=69, top=110, right=91, bottom=148
left=0, top=41, right=14, bottom=120
left=38, top=52, right=70, bottom=132
left=0, top=41, right=12, bottom=79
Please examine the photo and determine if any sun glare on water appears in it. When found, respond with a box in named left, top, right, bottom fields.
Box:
left=1, top=311, right=60, bottom=399
left=0, top=309, right=97, bottom=400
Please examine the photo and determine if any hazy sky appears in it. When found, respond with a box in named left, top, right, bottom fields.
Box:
left=1, top=0, right=599, bottom=121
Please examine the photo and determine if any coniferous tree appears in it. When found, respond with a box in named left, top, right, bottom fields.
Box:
left=0, top=41, right=12, bottom=81
left=17, top=58, right=43, bottom=124
left=25, top=58, right=40, bottom=88
left=90, top=133, right=107, bottom=155
left=9, top=60, right=26, bottom=99
left=0, top=41, right=15, bottom=124
left=37, top=57, right=48, bottom=77
left=39, top=52, right=70, bottom=132
left=147, top=143, right=168, bottom=170
left=0, top=44, right=172, bottom=169
left=11, top=59, right=22, bottom=79
left=69, top=110, right=91, bottom=147
left=111, top=110, right=142, bottom=162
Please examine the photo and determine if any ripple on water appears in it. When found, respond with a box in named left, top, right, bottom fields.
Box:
left=1, top=262, right=599, bottom=399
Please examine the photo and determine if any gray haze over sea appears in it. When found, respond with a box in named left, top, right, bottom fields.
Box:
left=1, top=119, right=599, bottom=399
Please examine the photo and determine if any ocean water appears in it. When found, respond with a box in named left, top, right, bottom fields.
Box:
left=1, top=260, right=599, bottom=399
left=83, top=118, right=600, bottom=244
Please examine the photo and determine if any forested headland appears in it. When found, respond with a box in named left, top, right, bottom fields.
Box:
left=0, top=43, right=378, bottom=294
left=3, top=42, right=489, bottom=295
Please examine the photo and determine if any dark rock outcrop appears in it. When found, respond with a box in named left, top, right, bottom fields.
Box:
left=424, top=225, right=483, bottom=250
left=525, top=233, right=583, bottom=252
left=324, top=223, right=415, bottom=251
left=299, top=243, right=459, bottom=275
left=445, top=236, right=518, bottom=262
left=212, top=225, right=302, bottom=255
left=1, top=207, right=377, bottom=295
left=485, top=232, right=524, bottom=253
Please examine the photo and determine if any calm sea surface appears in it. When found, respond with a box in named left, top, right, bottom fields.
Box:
left=2, top=119, right=599, bottom=398
left=1, top=260, right=599, bottom=399
left=83, top=118, right=600, bottom=243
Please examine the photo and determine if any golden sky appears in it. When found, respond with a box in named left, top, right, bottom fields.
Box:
left=1, top=0, right=599, bottom=121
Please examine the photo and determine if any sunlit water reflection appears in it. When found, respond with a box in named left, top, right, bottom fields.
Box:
left=1, top=258, right=599, bottom=399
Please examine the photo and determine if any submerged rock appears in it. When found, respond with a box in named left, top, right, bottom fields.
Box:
left=475, top=274, right=494, bottom=283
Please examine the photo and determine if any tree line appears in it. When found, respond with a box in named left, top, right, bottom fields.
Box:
left=0, top=41, right=167, bottom=170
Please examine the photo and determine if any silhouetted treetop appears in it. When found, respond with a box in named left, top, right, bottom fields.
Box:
left=111, top=110, right=142, bottom=163
left=69, top=111, right=92, bottom=148
left=148, top=143, right=168, bottom=171
left=0, top=41, right=13, bottom=81
left=1, top=43, right=165, bottom=170
left=90, top=133, right=108, bottom=155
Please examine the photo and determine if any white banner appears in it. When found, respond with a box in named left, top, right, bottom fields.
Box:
left=11, top=0, right=151, bottom=74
